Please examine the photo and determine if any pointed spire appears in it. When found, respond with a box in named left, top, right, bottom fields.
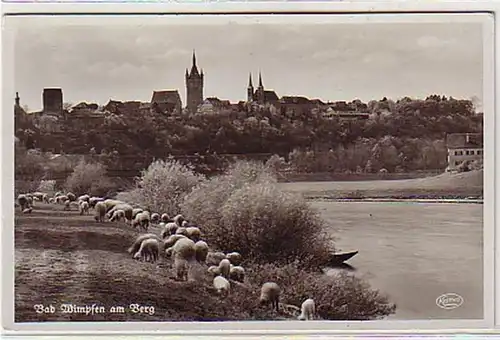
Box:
left=258, top=71, right=263, bottom=87
left=15, top=92, right=20, bottom=106
left=192, top=49, right=197, bottom=67
left=248, top=73, right=253, bottom=87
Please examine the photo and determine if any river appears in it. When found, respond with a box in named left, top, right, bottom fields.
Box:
left=311, top=201, right=483, bottom=320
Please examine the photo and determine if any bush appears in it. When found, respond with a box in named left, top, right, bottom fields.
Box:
left=181, top=160, right=334, bottom=268
left=244, top=262, right=396, bottom=320
left=64, top=159, right=116, bottom=197
left=15, top=144, right=45, bottom=195
left=121, top=159, right=204, bottom=215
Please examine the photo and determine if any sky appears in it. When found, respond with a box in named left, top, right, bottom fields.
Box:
left=8, top=14, right=486, bottom=111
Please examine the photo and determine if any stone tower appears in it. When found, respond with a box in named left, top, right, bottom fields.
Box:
left=185, top=50, right=204, bottom=113
left=43, top=88, right=63, bottom=113
left=247, top=73, right=254, bottom=102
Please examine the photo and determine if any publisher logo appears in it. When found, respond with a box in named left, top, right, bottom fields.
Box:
left=436, top=293, right=464, bottom=310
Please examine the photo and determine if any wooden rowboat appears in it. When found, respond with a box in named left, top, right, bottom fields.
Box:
left=326, top=250, right=358, bottom=267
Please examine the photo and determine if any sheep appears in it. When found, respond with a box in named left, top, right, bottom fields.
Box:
left=229, top=265, right=245, bottom=283
left=151, top=213, right=160, bottom=224
left=131, top=208, right=143, bottom=219
left=226, top=252, right=243, bottom=266
left=26, top=196, right=34, bottom=207
left=107, top=203, right=134, bottom=223
left=89, top=197, right=105, bottom=208
left=181, top=220, right=189, bottom=227
left=17, top=194, right=28, bottom=211
left=109, top=209, right=125, bottom=222
left=54, top=191, right=64, bottom=197
left=298, top=298, right=315, bottom=321
left=128, top=233, right=163, bottom=256
left=48, top=197, right=56, bottom=204
left=185, top=227, right=202, bottom=242
left=171, top=238, right=196, bottom=281
left=194, top=241, right=209, bottom=263
left=93, top=201, right=107, bottom=222
left=259, top=282, right=280, bottom=312
left=42, top=193, right=49, bottom=204
left=22, top=207, right=33, bottom=214
left=79, top=201, right=90, bottom=215
left=132, top=211, right=150, bottom=231
left=77, top=194, right=90, bottom=203
left=213, top=276, right=230, bottom=297
left=133, top=238, right=160, bottom=263
left=206, top=251, right=227, bottom=266
left=218, top=258, right=231, bottom=279
left=163, top=234, right=187, bottom=250
left=162, top=222, right=178, bottom=237
left=173, top=214, right=185, bottom=227
left=103, top=199, right=125, bottom=213
left=31, top=192, right=45, bottom=201
left=207, top=265, right=221, bottom=276
left=175, top=227, right=188, bottom=237
left=66, top=192, right=76, bottom=202
left=63, top=200, right=71, bottom=211
left=161, top=213, right=170, bottom=223
left=56, top=195, right=68, bottom=204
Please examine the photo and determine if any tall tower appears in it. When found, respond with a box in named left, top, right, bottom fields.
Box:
left=247, top=73, right=254, bottom=102
left=256, top=71, right=265, bottom=103
left=185, top=50, right=204, bottom=113
left=15, top=92, right=20, bottom=107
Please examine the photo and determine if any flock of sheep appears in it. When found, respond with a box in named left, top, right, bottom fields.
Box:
left=16, top=190, right=317, bottom=321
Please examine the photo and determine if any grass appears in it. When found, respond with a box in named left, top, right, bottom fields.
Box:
left=279, top=170, right=483, bottom=200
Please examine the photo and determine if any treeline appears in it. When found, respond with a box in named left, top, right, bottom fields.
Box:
left=15, top=95, right=482, bottom=173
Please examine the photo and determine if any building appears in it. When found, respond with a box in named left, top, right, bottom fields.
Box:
left=43, top=88, right=63, bottom=114
left=247, top=72, right=279, bottom=105
left=151, top=90, right=182, bottom=114
left=446, top=133, right=483, bottom=171
left=185, top=50, right=204, bottom=113
left=323, top=108, right=370, bottom=120
left=279, top=96, right=314, bottom=116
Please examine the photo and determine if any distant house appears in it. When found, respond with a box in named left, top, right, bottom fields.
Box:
left=151, top=90, right=182, bottom=114
left=197, top=97, right=231, bottom=114
left=446, top=133, right=483, bottom=171
left=279, top=96, right=313, bottom=116
left=323, top=108, right=370, bottom=120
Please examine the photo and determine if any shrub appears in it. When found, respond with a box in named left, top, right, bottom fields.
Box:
left=182, top=160, right=334, bottom=268
left=123, top=159, right=204, bottom=215
left=64, top=159, right=116, bottom=197
left=15, top=144, right=45, bottom=195
left=244, top=262, right=396, bottom=320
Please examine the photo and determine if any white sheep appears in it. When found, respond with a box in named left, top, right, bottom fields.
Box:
left=162, top=222, right=178, bottom=237
left=171, top=238, right=196, bottom=281
left=79, top=201, right=90, bottom=215
left=89, top=196, right=105, bottom=208
left=163, top=234, right=187, bottom=251
left=185, top=227, right=202, bottom=242
left=213, top=276, right=230, bottom=297
left=26, top=196, right=34, bottom=207
left=229, top=265, right=245, bottom=283
left=132, top=211, right=150, bottom=231
left=128, top=233, right=163, bottom=256
left=132, top=208, right=143, bottom=219
left=134, top=238, right=160, bottom=263
left=226, top=252, right=243, bottom=266
left=298, top=298, right=315, bottom=321
left=94, top=201, right=107, bottom=222
left=259, top=282, right=281, bottom=312
left=181, top=220, right=189, bottom=227
left=206, top=251, right=227, bottom=266
left=151, top=213, right=160, bottom=224
left=107, top=203, right=134, bottom=223
left=218, top=258, right=231, bottom=279
left=17, top=194, right=28, bottom=211
left=175, top=227, right=188, bottom=237
left=22, top=207, right=33, bottom=214
left=109, top=209, right=125, bottom=222
left=103, top=199, right=125, bottom=213
left=66, top=192, right=76, bottom=202
left=207, top=266, right=221, bottom=276
left=173, top=214, right=185, bottom=227
left=194, top=240, right=209, bottom=263
left=48, top=197, right=56, bottom=204
left=42, top=193, right=49, bottom=204
left=161, top=213, right=170, bottom=223
left=77, top=194, right=90, bottom=203
left=55, top=195, right=68, bottom=204
left=63, top=200, right=71, bottom=211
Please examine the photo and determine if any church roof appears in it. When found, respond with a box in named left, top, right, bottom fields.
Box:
left=151, top=90, right=181, bottom=104
left=280, top=96, right=311, bottom=105
left=264, top=90, right=279, bottom=102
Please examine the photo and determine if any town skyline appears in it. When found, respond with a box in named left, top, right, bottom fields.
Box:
left=10, top=15, right=484, bottom=111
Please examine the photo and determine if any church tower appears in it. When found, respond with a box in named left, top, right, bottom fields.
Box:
left=185, top=50, right=204, bottom=113
left=256, top=71, right=265, bottom=104
left=247, top=73, right=254, bottom=102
